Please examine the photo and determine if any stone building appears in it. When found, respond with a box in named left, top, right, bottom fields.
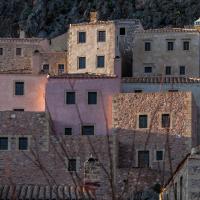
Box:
left=132, top=28, right=200, bottom=77
left=67, top=12, right=142, bottom=77
left=112, top=91, right=198, bottom=193
left=162, top=147, right=200, bottom=200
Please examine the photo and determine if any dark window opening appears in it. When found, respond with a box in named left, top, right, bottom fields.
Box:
left=97, top=31, right=106, bottom=42
left=120, top=28, right=126, bottom=35
left=145, top=42, right=151, bottom=51
left=134, top=90, right=143, bottom=93
left=97, top=56, right=105, bottom=68
left=138, top=151, right=149, bottom=168
left=42, top=64, right=49, bottom=73
left=78, top=57, right=86, bottom=69
left=68, top=159, right=76, bottom=171
left=165, top=66, right=171, bottom=75
left=82, top=125, right=94, bottom=135
left=58, top=64, right=65, bottom=74
left=78, top=32, right=86, bottom=43
left=16, top=48, right=22, bottom=56
left=65, top=128, right=72, bottom=135
left=88, top=92, right=97, bottom=105
left=15, top=82, right=24, bottom=95
left=0, top=48, right=3, bottom=55
left=19, top=137, right=28, bottom=150
left=156, top=151, right=163, bottom=161
left=66, top=92, right=75, bottom=104
left=144, top=66, right=152, bottom=73
left=162, top=114, right=170, bottom=128
left=168, top=90, right=178, bottom=92
left=167, top=42, right=174, bottom=51
left=13, top=109, right=24, bottom=111
left=139, top=115, right=148, bottom=128
left=180, top=66, right=185, bottom=75
left=180, top=176, right=183, bottom=200
left=0, top=137, right=8, bottom=150
left=183, top=41, right=189, bottom=50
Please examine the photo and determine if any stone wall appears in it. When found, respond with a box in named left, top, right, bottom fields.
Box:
left=112, top=92, right=197, bottom=193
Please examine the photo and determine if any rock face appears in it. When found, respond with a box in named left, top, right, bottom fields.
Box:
left=0, top=0, right=200, bottom=38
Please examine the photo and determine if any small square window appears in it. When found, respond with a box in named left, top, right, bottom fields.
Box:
left=65, top=127, right=72, bottom=135
left=134, top=90, right=143, bottom=93
left=68, top=159, right=77, bottom=171
left=19, top=137, right=28, bottom=150
left=0, top=48, right=3, bottom=55
left=183, top=41, right=189, bottom=50
left=42, top=64, right=49, bottom=73
left=180, top=66, right=185, bottom=75
left=66, top=92, right=75, bottom=104
left=145, top=42, right=151, bottom=51
left=97, top=31, right=106, bottom=42
left=58, top=64, right=65, bottom=74
left=138, top=151, right=149, bottom=168
left=16, top=48, right=22, bottom=56
left=156, top=151, right=163, bottom=161
left=13, top=109, right=24, bottom=111
left=78, top=32, right=86, bottom=43
left=78, top=57, right=86, bottom=69
left=88, top=92, right=97, bottom=105
left=15, top=82, right=24, bottom=96
left=139, top=115, right=148, bottom=128
left=0, top=137, right=8, bottom=150
left=162, top=114, right=170, bottom=128
left=168, top=90, right=178, bottom=92
left=144, top=66, right=152, bottom=73
left=82, top=125, right=94, bottom=135
left=97, top=56, right=105, bottom=68
left=120, top=27, right=126, bottom=35
left=165, top=66, right=171, bottom=75
left=167, top=42, right=174, bottom=51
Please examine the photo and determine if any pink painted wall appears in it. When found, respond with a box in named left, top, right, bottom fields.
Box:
left=46, top=77, right=120, bottom=135
left=0, top=74, right=47, bottom=111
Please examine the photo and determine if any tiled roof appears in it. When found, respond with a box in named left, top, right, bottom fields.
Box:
left=50, top=73, right=117, bottom=79
left=0, top=184, right=95, bottom=200
left=0, top=68, right=32, bottom=74
left=135, top=27, right=199, bottom=34
left=0, top=38, right=44, bottom=43
left=122, top=76, right=200, bottom=84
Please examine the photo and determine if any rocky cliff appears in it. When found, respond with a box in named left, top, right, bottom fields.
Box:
left=1, top=0, right=200, bottom=38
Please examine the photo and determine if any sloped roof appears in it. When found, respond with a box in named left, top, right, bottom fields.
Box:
left=122, top=76, right=200, bottom=84
left=0, top=184, right=95, bottom=200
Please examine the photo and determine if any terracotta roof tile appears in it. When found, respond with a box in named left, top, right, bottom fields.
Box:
left=122, top=76, right=200, bottom=84
left=0, top=68, right=32, bottom=74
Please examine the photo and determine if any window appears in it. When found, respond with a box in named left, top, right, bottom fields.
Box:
left=13, top=109, right=24, bottom=111
left=0, top=48, right=3, bottom=55
left=68, top=159, right=77, bottom=172
left=58, top=64, right=65, bottom=74
left=97, top=31, right=106, bottom=42
left=167, top=41, right=174, bottom=51
left=165, top=66, right=171, bottom=75
left=180, top=66, right=185, bottom=75
left=0, top=137, right=8, bottom=150
left=97, top=56, right=105, bottom=68
left=156, top=150, right=163, bottom=161
left=183, top=41, right=189, bottom=50
left=174, top=182, right=177, bottom=200
left=19, top=137, right=28, bottom=150
left=138, top=151, right=149, bottom=168
left=15, top=82, right=24, bottom=96
left=161, top=114, right=170, bottom=128
left=78, top=32, right=86, bottom=43
left=16, top=48, right=22, bottom=56
left=134, top=90, right=143, bottom=93
left=65, top=127, right=72, bottom=135
left=42, top=64, right=49, bottom=73
left=120, top=27, right=126, bottom=35
left=145, top=42, right=151, bottom=51
left=168, top=89, right=178, bottom=92
left=82, top=125, right=94, bottom=135
left=144, top=66, right=152, bottom=73
left=139, top=115, right=148, bottom=128
left=88, top=92, right=97, bottom=105
left=66, top=92, right=75, bottom=104
left=78, top=57, right=86, bottom=69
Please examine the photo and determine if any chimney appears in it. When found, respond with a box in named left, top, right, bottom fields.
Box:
left=90, top=11, right=99, bottom=23
left=19, top=29, right=26, bottom=38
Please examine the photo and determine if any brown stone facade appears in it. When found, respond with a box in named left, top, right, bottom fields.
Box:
left=112, top=92, right=197, bottom=193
